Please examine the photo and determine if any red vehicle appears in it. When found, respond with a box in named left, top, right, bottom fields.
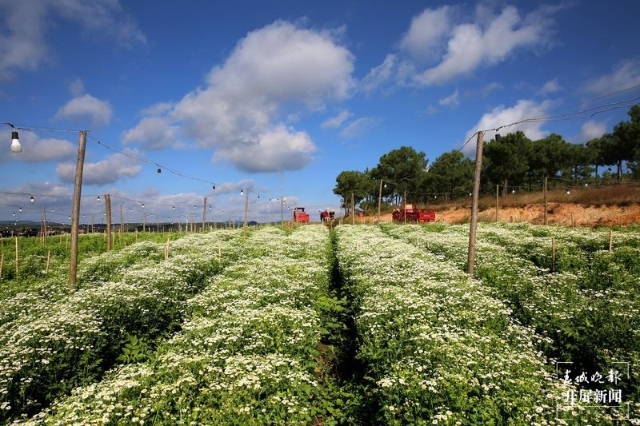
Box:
left=293, top=207, right=310, bottom=223
left=392, top=204, right=436, bottom=223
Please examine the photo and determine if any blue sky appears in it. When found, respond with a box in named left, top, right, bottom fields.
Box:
left=1, top=0, right=640, bottom=225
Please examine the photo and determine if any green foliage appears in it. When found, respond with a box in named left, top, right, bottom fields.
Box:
left=423, top=150, right=474, bottom=200
left=117, top=335, right=151, bottom=364
left=483, top=131, right=532, bottom=192
left=333, top=170, right=370, bottom=209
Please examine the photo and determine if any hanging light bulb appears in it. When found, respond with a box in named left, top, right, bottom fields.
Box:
left=97, top=195, right=101, bottom=202
left=30, top=195, right=34, bottom=203
left=212, top=185, right=216, bottom=190
left=157, top=167, right=162, bottom=173
left=18, top=206, right=22, bottom=212
left=240, top=189, right=244, bottom=195
left=10, top=130, right=21, bottom=153
left=142, top=203, right=145, bottom=209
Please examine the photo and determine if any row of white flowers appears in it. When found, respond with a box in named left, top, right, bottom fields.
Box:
left=1, top=229, right=246, bottom=423
left=382, top=222, right=640, bottom=423
left=18, top=225, right=345, bottom=425
left=334, top=224, right=604, bottom=425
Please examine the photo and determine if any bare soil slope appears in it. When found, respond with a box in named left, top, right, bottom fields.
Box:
left=433, top=202, right=640, bottom=227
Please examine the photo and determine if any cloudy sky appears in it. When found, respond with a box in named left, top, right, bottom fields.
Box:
left=1, top=0, right=639, bottom=224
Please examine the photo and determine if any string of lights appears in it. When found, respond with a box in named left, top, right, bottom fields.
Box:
left=3, top=124, right=219, bottom=191
left=89, top=135, right=217, bottom=189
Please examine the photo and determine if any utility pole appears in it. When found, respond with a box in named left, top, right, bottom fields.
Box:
left=467, top=131, right=484, bottom=276
left=69, top=130, right=87, bottom=292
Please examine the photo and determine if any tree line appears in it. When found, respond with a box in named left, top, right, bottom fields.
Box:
left=334, top=105, right=640, bottom=211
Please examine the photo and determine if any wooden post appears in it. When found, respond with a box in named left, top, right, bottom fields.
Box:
left=403, top=189, right=407, bottom=223
left=15, top=237, right=18, bottom=278
left=551, top=238, right=556, bottom=273
left=218, top=240, right=221, bottom=265
left=164, top=238, right=170, bottom=261
left=609, top=228, right=613, bottom=253
left=0, top=253, right=3, bottom=278
left=351, top=191, right=355, bottom=225
left=496, top=184, right=499, bottom=222
left=69, top=130, right=87, bottom=292
left=467, top=131, right=484, bottom=276
left=46, top=250, right=51, bottom=274
left=243, top=189, right=249, bottom=231
left=41, top=205, right=48, bottom=244
left=202, top=197, right=207, bottom=232
left=281, top=197, right=284, bottom=230
left=105, top=194, right=112, bottom=251
left=543, top=176, right=548, bottom=226
left=377, top=179, right=384, bottom=224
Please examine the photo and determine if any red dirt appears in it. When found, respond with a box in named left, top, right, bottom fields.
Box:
left=362, top=203, right=640, bottom=227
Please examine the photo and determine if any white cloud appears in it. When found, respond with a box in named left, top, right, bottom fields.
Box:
left=439, top=89, right=459, bottom=108
left=585, top=59, right=640, bottom=95
left=55, top=94, right=113, bottom=127
left=213, top=125, right=316, bottom=173
left=479, top=82, right=503, bottom=97
left=416, top=6, right=552, bottom=85
left=577, top=120, right=607, bottom=143
left=140, top=102, right=175, bottom=116
left=399, top=6, right=452, bottom=63
left=56, top=151, right=142, bottom=185
left=0, top=0, right=145, bottom=79
left=340, top=117, right=379, bottom=139
left=463, top=99, right=553, bottom=155
left=122, top=116, right=184, bottom=149
left=322, top=110, right=352, bottom=129
left=539, top=78, right=562, bottom=95
left=124, top=20, right=356, bottom=173
left=360, top=54, right=398, bottom=94
left=68, top=78, right=85, bottom=96
left=0, top=130, right=76, bottom=162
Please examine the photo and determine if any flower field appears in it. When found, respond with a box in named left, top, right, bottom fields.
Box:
left=1, top=223, right=639, bottom=424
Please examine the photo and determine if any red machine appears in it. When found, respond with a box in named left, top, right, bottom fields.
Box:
left=293, top=207, right=310, bottom=223
left=392, top=204, right=436, bottom=223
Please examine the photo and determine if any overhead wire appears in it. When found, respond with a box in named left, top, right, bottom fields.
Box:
left=456, top=83, right=640, bottom=152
